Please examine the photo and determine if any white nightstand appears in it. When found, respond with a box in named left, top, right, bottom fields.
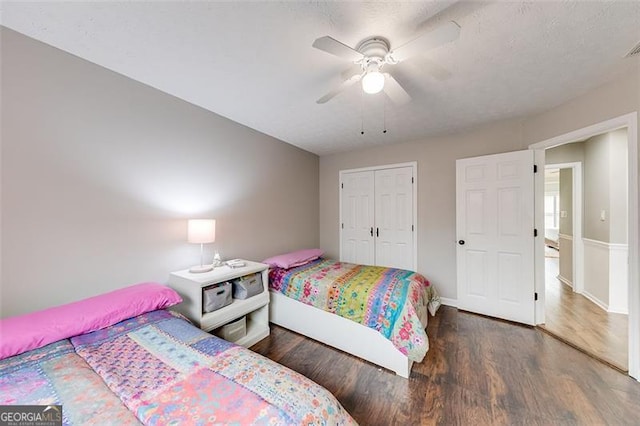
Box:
left=168, top=260, right=270, bottom=347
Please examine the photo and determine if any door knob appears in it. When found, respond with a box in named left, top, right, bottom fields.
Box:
left=458, top=240, right=465, bottom=245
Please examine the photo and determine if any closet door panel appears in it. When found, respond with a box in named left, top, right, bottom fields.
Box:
left=341, top=171, right=375, bottom=265
left=375, top=167, right=414, bottom=270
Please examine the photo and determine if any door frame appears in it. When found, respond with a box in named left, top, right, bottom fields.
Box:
left=338, top=161, right=418, bottom=271
left=544, top=162, right=584, bottom=294
left=529, top=112, right=639, bottom=380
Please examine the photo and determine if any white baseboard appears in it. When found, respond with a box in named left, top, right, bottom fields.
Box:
left=557, top=274, right=573, bottom=288
left=440, top=297, right=458, bottom=308
left=608, top=307, right=629, bottom=315
left=582, top=289, right=609, bottom=312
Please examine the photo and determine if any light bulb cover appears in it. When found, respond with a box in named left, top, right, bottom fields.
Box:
left=187, top=219, right=216, bottom=273
left=362, top=71, right=385, bottom=94
left=187, top=219, right=216, bottom=244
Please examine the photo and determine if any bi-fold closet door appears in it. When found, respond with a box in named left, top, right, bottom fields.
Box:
left=340, top=165, right=415, bottom=271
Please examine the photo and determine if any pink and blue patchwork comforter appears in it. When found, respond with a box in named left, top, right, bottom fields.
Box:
left=0, top=310, right=355, bottom=425
left=269, top=259, right=440, bottom=362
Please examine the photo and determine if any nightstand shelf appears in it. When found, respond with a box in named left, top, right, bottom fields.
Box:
left=168, top=260, right=270, bottom=347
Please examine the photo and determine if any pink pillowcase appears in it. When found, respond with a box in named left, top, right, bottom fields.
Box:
left=0, top=282, right=182, bottom=360
left=263, top=248, right=324, bottom=269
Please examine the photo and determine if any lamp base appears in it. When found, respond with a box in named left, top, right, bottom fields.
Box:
left=189, top=264, right=214, bottom=274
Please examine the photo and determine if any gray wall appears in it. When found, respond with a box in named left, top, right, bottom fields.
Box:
left=320, top=66, right=639, bottom=301
left=610, top=129, right=628, bottom=244
left=546, top=142, right=584, bottom=166
left=584, top=133, right=611, bottom=242
left=1, top=28, right=319, bottom=317
left=559, top=168, right=573, bottom=236
left=559, top=168, right=573, bottom=284
left=580, top=130, right=628, bottom=244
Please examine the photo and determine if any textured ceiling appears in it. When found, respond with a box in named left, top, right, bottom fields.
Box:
left=2, top=1, right=639, bottom=155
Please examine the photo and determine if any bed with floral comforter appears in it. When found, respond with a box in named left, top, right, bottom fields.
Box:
left=269, top=259, right=440, bottom=363
left=0, top=309, right=355, bottom=425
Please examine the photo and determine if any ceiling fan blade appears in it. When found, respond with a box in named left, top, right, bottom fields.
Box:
left=312, top=36, right=364, bottom=62
left=316, top=73, right=363, bottom=104
left=405, top=57, right=452, bottom=81
left=382, top=73, right=411, bottom=105
left=420, top=58, right=452, bottom=81
left=388, top=21, right=460, bottom=63
left=341, top=64, right=364, bottom=81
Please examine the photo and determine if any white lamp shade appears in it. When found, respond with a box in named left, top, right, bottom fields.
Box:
left=362, top=71, right=385, bottom=94
left=187, top=219, right=216, bottom=244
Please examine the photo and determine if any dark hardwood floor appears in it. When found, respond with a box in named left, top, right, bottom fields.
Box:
left=251, top=307, right=640, bottom=425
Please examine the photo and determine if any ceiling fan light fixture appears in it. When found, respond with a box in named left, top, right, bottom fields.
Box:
left=362, top=71, right=385, bottom=94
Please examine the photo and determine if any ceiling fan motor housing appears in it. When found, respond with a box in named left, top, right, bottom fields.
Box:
left=314, top=21, right=463, bottom=105
left=356, top=37, right=390, bottom=63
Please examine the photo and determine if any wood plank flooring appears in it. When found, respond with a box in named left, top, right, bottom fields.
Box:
left=251, top=307, right=640, bottom=425
left=540, top=256, right=628, bottom=371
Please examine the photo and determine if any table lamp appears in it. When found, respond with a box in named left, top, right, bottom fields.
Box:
left=188, top=219, right=216, bottom=273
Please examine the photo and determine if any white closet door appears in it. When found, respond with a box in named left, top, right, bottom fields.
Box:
left=341, top=171, right=375, bottom=265
left=375, top=167, right=414, bottom=270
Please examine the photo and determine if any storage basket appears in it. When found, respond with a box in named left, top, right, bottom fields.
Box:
left=218, top=316, right=247, bottom=342
left=202, top=281, right=232, bottom=313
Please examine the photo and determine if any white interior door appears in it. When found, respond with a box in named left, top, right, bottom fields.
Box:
left=375, top=167, right=414, bottom=270
left=456, top=150, right=536, bottom=325
left=341, top=171, right=375, bottom=265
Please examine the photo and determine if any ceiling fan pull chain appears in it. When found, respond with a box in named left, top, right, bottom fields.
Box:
left=383, top=95, right=387, bottom=134
left=360, top=89, right=365, bottom=135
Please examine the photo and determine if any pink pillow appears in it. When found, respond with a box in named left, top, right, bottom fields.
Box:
left=263, top=248, right=324, bottom=269
left=0, top=282, right=182, bottom=359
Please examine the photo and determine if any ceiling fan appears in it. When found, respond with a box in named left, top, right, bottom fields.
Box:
left=313, top=21, right=460, bottom=105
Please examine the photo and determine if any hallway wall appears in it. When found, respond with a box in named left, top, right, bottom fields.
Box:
left=559, top=168, right=573, bottom=284
left=545, top=130, right=629, bottom=312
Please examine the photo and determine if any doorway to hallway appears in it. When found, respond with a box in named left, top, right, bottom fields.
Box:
left=538, top=132, right=629, bottom=372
